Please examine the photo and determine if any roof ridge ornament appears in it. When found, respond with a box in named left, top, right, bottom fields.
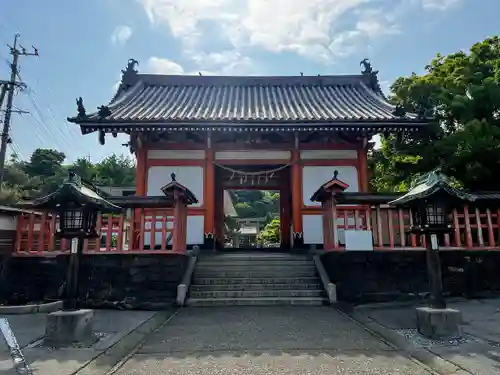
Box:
left=392, top=103, right=406, bottom=117
left=75, top=97, right=87, bottom=120
left=360, top=58, right=382, bottom=93
left=97, top=105, right=111, bottom=119
left=65, top=171, right=82, bottom=186
left=115, top=58, right=140, bottom=97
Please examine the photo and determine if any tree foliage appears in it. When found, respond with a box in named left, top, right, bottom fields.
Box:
left=1, top=148, right=136, bottom=203
left=257, top=218, right=280, bottom=244
left=371, top=36, right=500, bottom=192
left=231, top=190, right=279, bottom=219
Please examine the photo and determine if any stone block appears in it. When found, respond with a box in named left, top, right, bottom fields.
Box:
left=415, top=306, right=462, bottom=339
left=44, top=309, right=95, bottom=347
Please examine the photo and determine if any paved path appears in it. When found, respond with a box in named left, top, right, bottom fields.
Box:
left=0, top=310, right=160, bottom=375
left=356, top=298, right=500, bottom=375
left=114, top=306, right=433, bottom=375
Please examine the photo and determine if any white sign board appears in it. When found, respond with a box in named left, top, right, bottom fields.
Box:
left=344, top=230, right=374, bottom=251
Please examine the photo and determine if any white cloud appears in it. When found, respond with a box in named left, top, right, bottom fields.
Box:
left=421, top=0, right=462, bottom=10
left=138, top=0, right=464, bottom=70
left=190, top=51, right=257, bottom=75
left=111, top=25, right=133, bottom=46
left=147, top=57, right=185, bottom=74
left=146, top=53, right=257, bottom=76
left=138, top=0, right=403, bottom=64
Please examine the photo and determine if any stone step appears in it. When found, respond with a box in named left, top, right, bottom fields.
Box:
left=197, top=259, right=314, bottom=267
left=200, top=253, right=310, bottom=261
left=186, top=297, right=327, bottom=306
left=192, top=276, right=321, bottom=285
left=190, top=283, right=323, bottom=291
left=190, top=289, right=324, bottom=298
left=194, top=270, right=318, bottom=278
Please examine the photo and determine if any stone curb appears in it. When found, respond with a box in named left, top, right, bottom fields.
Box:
left=74, top=309, right=179, bottom=375
left=341, top=307, right=473, bottom=375
left=0, top=300, right=63, bottom=315
left=353, top=297, right=468, bottom=312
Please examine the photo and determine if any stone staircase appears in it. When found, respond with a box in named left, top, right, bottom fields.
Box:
left=187, top=252, right=327, bottom=306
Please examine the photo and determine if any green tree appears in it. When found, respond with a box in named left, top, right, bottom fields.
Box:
left=69, top=157, right=97, bottom=182
left=0, top=148, right=137, bottom=204
left=95, top=154, right=135, bottom=186
left=257, top=218, right=280, bottom=244
left=371, top=36, right=500, bottom=192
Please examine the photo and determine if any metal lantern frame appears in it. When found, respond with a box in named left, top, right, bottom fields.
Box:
left=57, top=202, right=100, bottom=239
left=408, top=196, right=453, bottom=234
left=28, top=172, right=122, bottom=239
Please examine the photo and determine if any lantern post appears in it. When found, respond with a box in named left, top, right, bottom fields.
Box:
left=29, top=172, right=121, bottom=346
left=389, top=169, right=476, bottom=339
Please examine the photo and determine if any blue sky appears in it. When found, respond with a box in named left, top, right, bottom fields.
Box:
left=0, top=0, right=498, bottom=163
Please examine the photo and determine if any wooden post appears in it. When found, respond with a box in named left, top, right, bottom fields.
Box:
left=172, top=191, right=187, bottom=253
left=322, top=200, right=333, bottom=250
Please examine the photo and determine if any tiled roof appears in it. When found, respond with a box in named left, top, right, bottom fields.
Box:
left=70, top=73, right=427, bottom=132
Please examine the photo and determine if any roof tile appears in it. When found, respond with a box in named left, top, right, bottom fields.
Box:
left=80, top=74, right=422, bottom=125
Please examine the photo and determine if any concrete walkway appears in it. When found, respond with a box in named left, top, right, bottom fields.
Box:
left=114, top=306, right=433, bottom=375
left=354, top=298, right=500, bottom=375
left=0, top=310, right=168, bottom=375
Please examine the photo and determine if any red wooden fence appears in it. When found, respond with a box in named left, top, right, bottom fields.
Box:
left=15, top=208, right=177, bottom=255
left=14, top=204, right=500, bottom=255
left=323, top=205, right=500, bottom=251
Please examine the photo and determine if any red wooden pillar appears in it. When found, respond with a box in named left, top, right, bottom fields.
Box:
left=280, top=167, right=291, bottom=248
left=291, top=137, right=303, bottom=247
left=311, top=172, right=349, bottom=251
left=172, top=191, right=188, bottom=254
left=357, top=138, right=369, bottom=192
left=322, top=199, right=334, bottom=250
left=133, top=141, right=147, bottom=250
left=204, top=136, right=215, bottom=242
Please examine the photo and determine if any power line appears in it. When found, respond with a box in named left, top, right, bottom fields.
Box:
left=0, top=34, right=38, bottom=188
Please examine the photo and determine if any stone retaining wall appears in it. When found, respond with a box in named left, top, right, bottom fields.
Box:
left=321, top=251, right=500, bottom=304
left=1, top=254, right=188, bottom=309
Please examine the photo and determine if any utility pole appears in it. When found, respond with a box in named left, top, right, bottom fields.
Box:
left=0, top=34, right=38, bottom=189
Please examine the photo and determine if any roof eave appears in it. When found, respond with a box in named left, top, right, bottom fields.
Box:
left=75, top=120, right=430, bottom=135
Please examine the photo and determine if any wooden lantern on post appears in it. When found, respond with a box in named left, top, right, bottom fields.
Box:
left=389, top=168, right=476, bottom=309
left=30, top=172, right=121, bottom=310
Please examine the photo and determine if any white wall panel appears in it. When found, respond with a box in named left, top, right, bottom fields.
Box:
left=143, top=215, right=174, bottom=247
left=302, top=166, right=359, bottom=206
left=302, top=215, right=323, bottom=244
left=300, top=150, right=358, bottom=160
left=0, top=214, right=17, bottom=230
left=302, top=214, right=364, bottom=245
left=142, top=215, right=204, bottom=246
left=147, top=166, right=204, bottom=207
left=215, top=150, right=290, bottom=160
left=148, top=150, right=206, bottom=159
left=187, top=215, right=204, bottom=245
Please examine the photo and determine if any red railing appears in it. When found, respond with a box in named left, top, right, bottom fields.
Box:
left=16, top=204, right=500, bottom=254
left=14, top=208, right=178, bottom=255
left=324, top=205, right=500, bottom=251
